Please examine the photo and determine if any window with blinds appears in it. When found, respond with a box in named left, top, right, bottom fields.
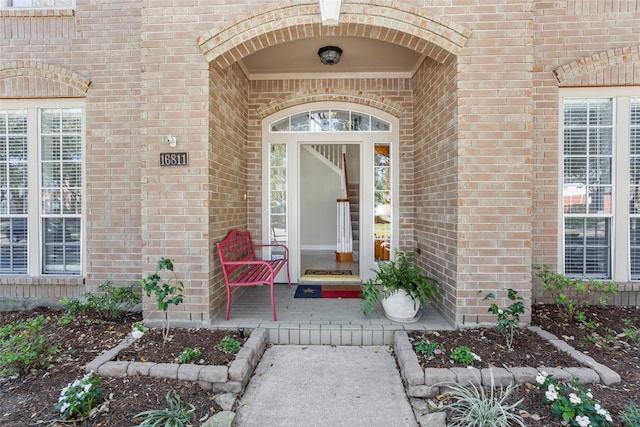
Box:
left=630, top=99, right=640, bottom=279
left=563, top=98, right=613, bottom=279
left=0, top=103, right=83, bottom=276
left=40, top=108, right=82, bottom=274
left=0, top=110, right=28, bottom=273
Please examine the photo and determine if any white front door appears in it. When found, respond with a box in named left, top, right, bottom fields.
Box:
left=262, top=103, right=399, bottom=283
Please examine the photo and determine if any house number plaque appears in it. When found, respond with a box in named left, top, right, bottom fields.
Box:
left=160, top=152, right=188, bottom=167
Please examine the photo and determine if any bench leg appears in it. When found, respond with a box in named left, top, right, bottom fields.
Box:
left=286, top=261, right=292, bottom=288
left=225, top=285, right=232, bottom=320
left=270, top=283, right=277, bottom=321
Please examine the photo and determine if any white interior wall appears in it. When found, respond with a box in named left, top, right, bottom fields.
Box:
left=300, top=147, right=341, bottom=249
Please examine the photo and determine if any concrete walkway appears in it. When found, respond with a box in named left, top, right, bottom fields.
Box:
left=235, top=345, right=418, bottom=427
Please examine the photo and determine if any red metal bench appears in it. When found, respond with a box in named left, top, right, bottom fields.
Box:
left=216, top=229, right=291, bottom=321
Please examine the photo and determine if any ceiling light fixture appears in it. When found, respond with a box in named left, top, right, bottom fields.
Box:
left=318, top=46, right=343, bottom=65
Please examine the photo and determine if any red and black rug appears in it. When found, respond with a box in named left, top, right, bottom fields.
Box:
left=293, top=284, right=362, bottom=299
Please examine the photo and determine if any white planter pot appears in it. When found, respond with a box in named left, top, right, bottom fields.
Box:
left=381, top=289, right=422, bottom=323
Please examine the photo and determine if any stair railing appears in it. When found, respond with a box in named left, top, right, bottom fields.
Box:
left=336, top=151, right=353, bottom=262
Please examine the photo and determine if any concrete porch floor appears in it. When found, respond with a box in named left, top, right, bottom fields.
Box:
left=210, top=284, right=454, bottom=345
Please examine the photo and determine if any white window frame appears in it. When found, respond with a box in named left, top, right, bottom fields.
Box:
left=263, top=102, right=399, bottom=282
left=559, top=87, right=640, bottom=282
left=0, top=0, right=74, bottom=9
left=0, top=99, right=85, bottom=277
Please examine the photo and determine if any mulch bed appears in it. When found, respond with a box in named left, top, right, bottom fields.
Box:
left=408, top=327, right=581, bottom=369
left=0, top=304, right=638, bottom=426
left=116, top=328, right=247, bottom=366
left=405, top=305, right=640, bottom=426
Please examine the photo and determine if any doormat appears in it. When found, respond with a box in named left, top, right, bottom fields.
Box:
left=304, top=269, right=353, bottom=276
left=294, top=284, right=362, bottom=299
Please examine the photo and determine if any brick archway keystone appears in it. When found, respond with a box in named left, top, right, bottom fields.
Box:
left=0, top=61, right=91, bottom=98
left=256, top=89, right=405, bottom=119
left=553, top=45, right=640, bottom=86
left=197, top=0, right=471, bottom=69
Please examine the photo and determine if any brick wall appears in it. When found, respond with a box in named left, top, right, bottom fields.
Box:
left=247, top=78, right=415, bottom=251
left=3, top=0, right=640, bottom=324
left=531, top=1, right=640, bottom=307
left=412, top=57, right=459, bottom=324
left=138, top=1, right=213, bottom=326
left=207, top=63, right=249, bottom=319
left=1, top=1, right=143, bottom=308
left=413, top=1, right=535, bottom=326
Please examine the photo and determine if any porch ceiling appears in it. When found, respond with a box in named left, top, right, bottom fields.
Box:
left=240, top=36, right=424, bottom=79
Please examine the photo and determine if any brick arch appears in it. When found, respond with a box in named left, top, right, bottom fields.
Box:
left=256, top=89, right=405, bottom=119
left=553, top=45, right=640, bottom=86
left=0, top=61, right=91, bottom=97
left=198, top=0, right=471, bottom=69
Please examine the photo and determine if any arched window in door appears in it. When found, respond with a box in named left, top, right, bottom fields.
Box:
left=270, top=109, right=391, bottom=133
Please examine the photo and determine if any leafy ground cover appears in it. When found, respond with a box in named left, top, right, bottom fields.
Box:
left=410, top=304, right=640, bottom=426
left=0, top=304, right=638, bottom=426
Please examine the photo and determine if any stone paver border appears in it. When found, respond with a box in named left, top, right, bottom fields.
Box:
left=86, top=328, right=267, bottom=394
left=394, top=326, right=621, bottom=398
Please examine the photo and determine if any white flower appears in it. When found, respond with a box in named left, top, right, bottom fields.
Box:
left=132, top=329, right=145, bottom=339
left=586, top=390, right=593, bottom=398
left=60, top=402, right=70, bottom=414
left=576, top=415, right=591, bottom=427
left=498, top=309, right=504, bottom=314
left=544, top=384, right=558, bottom=402
left=84, top=383, right=92, bottom=393
left=545, top=384, right=558, bottom=401
left=593, top=404, right=613, bottom=422
left=569, top=393, right=582, bottom=405
left=536, top=372, right=548, bottom=385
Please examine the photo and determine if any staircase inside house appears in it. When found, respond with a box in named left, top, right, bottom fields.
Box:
left=303, top=144, right=359, bottom=263
left=348, top=181, right=359, bottom=259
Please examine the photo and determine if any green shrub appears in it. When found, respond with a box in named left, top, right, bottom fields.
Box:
left=622, top=319, right=640, bottom=346
left=218, top=336, right=241, bottom=354
left=177, top=347, right=201, bottom=364
left=0, top=316, right=57, bottom=376
left=620, top=402, right=640, bottom=427
left=133, top=391, right=195, bottom=427
left=139, top=257, right=184, bottom=341
left=54, top=372, right=103, bottom=420
left=443, top=370, right=525, bottom=427
left=414, top=339, right=445, bottom=358
left=450, top=346, right=479, bottom=366
left=483, top=288, right=525, bottom=350
left=535, top=265, right=617, bottom=321
left=361, top=251, right=440, bottom=316
left=60, top=280, right=141, bottom=322
left=535, top=371, right=613, bottom=426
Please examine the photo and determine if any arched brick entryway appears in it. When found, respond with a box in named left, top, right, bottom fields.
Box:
left=201, top=0, right=472, bottom=326
left=197, top=0, right=471, bottom=69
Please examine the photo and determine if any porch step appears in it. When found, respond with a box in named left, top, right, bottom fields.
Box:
left=210, top=284, right=454, bottom=345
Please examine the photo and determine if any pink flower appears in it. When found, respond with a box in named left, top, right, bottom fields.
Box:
left=434, top=349, right=442, bottom=355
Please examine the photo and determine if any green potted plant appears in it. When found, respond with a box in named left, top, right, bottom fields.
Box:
left=361, top=251, right=440, bottom=322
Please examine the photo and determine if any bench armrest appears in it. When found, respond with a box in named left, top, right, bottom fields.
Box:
left=254, top=243, right=289, bottom=259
